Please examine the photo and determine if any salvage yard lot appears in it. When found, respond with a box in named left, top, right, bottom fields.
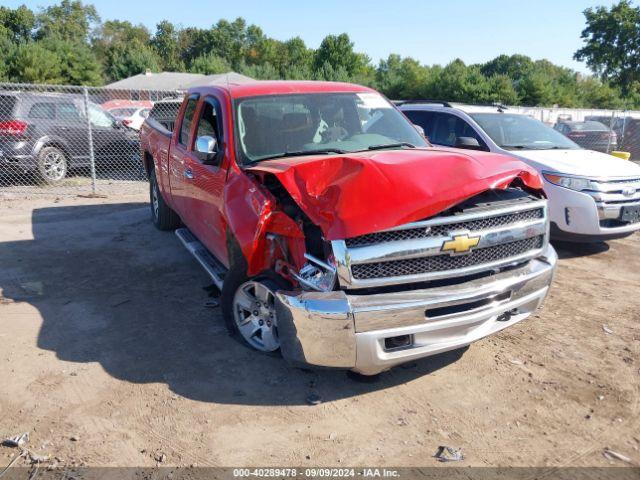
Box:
left=0, top=194, right=638, bottom=467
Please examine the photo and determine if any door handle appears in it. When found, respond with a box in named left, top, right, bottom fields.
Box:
left=184, top=168, right=194, bottom=179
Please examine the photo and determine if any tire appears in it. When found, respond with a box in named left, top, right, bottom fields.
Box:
left=222, top=273, right=289, bottom=353
left=149, top=167, right=180, bottom=230
left=36, top=146, right=68, bottom=185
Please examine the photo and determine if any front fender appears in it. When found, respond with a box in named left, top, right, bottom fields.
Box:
left=223, top=170, right=306, bottom=277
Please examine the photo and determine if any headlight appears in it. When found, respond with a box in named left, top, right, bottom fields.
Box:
left=292, top=254, right=337, bottom=292
left=543, top=173, right=593, bottom=191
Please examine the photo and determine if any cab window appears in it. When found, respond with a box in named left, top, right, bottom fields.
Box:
left=179, top=96, right=199, bottom=147
left=431, top=113, right=486, bottom=148
left=195, top=97, right=222, bottom=142
left=403, top=110, right=436, bottom=140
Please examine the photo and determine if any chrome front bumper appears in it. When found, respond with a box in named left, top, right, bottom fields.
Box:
left=275, top=245, right=557, bottom=375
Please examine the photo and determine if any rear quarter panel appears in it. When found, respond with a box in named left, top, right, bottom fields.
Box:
left=140, top=122, right=173, bottom=206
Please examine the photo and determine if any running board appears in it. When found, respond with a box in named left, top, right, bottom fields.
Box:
left=175, top=228, right=227, bottom=290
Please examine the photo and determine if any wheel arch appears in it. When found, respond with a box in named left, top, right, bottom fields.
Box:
left=35, top=137, right=72, bottom=162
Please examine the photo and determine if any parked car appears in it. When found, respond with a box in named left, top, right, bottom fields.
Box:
left=140, top=82, right=556, bottom=375
left=400, top=102, right=640, bottom=242
left=553, top=120, right=617, bottom=153
left=586, top=115, right=640, bottom=161
left=107, top=106, right=151, bottom=130
left=0, top=92, right=139, bottom=185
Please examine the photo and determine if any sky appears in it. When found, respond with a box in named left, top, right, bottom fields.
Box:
left=8, top=0, right=621, bottom=73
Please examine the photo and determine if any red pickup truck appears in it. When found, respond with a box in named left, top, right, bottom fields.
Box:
left=140, top=81, right=557, bottom=375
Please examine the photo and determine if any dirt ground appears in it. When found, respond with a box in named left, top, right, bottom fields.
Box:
left=0, top=192, right=638, bottom=469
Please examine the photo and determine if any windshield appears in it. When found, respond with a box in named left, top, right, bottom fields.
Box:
left=471, top=113, right=580, bottom=150
left=569, top=121, right=608, bottom=132
left=235, top=92, right=428, bottom=163
left=88, top=103, right=116, bottom=128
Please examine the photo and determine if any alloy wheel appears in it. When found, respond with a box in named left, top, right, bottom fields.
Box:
left=233, top=280, right=280, bottom=352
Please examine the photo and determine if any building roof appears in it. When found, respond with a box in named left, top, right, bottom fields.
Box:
left=105, top=72, right=205, bottom=90
left=188, top=80, right=375, bottom=99
left=187, top=72, right=255, bottom=88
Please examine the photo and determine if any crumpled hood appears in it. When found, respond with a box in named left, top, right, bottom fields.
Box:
left=512, top=148, right=640, bottom=178
left=248, top=148, right=542, bottom=240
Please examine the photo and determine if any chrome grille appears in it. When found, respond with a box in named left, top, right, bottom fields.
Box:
left=351, top=236, right=543, bottom=280
left=332, top=196, right=549, bottom=289
left=345, top=208, right=544, bottom=247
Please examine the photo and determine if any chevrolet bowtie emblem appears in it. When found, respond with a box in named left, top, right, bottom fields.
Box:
left=441, top=233, right=481, bottom=255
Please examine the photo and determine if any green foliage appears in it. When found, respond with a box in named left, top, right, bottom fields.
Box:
left=0, top=36, right=15, bottom=81
left=151, top=20, right=183, bottom=71
left=102, top=41, right=160, bottom=82
left=313, top=34, right=369, bottom=77
left=575, top=0, right=640, bottom=94
left=9, top=42, right=62, bottom=83
left=189, top=52, right=231, bottom=75
left=35, top=0, right=99, bottom=43
left=0, top=1, right=637, bottom=109
left=0, top=5, right=35, bottom=42
left=41, top=37, right=102, bottom=85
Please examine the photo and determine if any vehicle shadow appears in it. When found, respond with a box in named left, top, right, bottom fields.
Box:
left=551, top=240, right=610, bottom=259
left=0, top=202, right=465, bottom=407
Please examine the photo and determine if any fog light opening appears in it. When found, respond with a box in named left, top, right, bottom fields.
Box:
left=384, top=335, right=413, bottom=351
left=496, top=308, right=520, bottom=322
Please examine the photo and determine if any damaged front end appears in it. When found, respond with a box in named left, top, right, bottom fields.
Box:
left=228, top=150, right=555, bottom=374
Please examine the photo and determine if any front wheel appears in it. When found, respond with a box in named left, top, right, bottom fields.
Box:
left=232, top=279, right=281, bottom=352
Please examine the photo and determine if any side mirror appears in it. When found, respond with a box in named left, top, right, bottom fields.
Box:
left=195, top=135, right=220, bottom=164
left=413, top=124, right=426, bottom=137
left=454, top=136, right=483, bottom=150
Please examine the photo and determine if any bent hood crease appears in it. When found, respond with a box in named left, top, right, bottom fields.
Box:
left=248, top=148, right=542, bottom=240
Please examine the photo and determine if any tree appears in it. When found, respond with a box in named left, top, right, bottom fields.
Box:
left=35, top=0, right=99, bottom=43
left=518, top=71, right=556, bottom=106
left=208, top=18, right=248, bottom=67
left=238, top=61, right=280, bottom=80
left=9, top=42, right=62, bottom=83
left=0, top=5, right=36, bottom=42
left=151, top=21, right=183, bottom=71
left=0, top=33, right=17, bottom=81
left=313, top=34, right=369, bottom=77
left=176, top=27, right=210, bottom=65
left=480, top=54, right=534, bottom=81
left=41, top=37, right=102, bottom=85
left=377, top=55, right=429, bottom=99
left=189, top=52, right=231, bottom=74
left=577, top=76, right=623, bottom=109
left=103, top=41, right=160, bottom=82
left=98, top=20, right=150, bottom=46
left=574, top=0, right=640, bottom=94
left=486, top=74, right=519, bottom=105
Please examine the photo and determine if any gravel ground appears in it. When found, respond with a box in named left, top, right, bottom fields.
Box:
left=0, top=193, right=638, bottom=468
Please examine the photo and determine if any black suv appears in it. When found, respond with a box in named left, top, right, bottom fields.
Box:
left=0, top=92, right=139, bottom=185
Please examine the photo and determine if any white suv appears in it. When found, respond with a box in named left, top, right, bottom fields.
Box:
left=400, top=103, right=640, bottom=243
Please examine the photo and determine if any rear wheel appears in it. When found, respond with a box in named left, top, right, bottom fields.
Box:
left=149, top=168, right=180, bottom=230
left=36, top=146, right=68, bottom=185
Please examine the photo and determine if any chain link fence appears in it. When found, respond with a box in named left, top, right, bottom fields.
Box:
left=0, top=83, right=181, bottom=196
left=2, top=82, right=640, bottom=197
left=512, top=106, right=640, bottom=161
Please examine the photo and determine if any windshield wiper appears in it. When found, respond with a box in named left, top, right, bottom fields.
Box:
left=367, top=142, right=416, bottom=151
left=254, top=148, right=347, bottom=162
left=501, top=144, right=528, bottom=149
